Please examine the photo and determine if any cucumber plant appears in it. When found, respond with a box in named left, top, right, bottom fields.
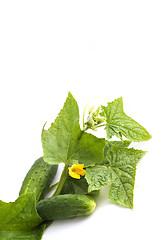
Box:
left=0, top=92, right=151, bottom=240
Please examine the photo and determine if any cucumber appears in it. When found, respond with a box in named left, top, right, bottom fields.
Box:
left=36, top=194, right=96, bottom=220
left=19, top=157, right=58, bottom=201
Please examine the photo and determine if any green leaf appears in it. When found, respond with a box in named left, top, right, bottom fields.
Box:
left=42, top=92, right=105, bottom=166
left=102, top=97, right=152, bottom=142
left=85, top=145, right=146, bottom=208
left=42, top=92, right=81, bottom=165
left=107, top=145, right=146, bottom=208
left=0, top=193, right=43, bottom=234
left=0, top=224, right=45, bottom=240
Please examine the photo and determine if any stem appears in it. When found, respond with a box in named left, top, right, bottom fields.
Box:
left=94, top=123, right=106, bottom=129
left=83, top=123, right=106, bottom=132
left=52, top=164, right=68, bottom=196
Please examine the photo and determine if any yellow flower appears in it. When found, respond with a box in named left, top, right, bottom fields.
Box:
left=68, top=164, right=86, bottom=179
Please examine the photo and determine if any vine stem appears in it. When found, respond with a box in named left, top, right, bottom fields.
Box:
left=52, top=164, right=69, bottom=196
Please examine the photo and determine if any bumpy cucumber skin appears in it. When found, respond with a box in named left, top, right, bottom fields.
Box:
left=19, top=157, right=58, bottom=201
left=36, top=194, right=96, bottom=220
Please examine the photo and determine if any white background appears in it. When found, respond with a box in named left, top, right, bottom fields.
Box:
left=0, top=1, right=167, bottom=239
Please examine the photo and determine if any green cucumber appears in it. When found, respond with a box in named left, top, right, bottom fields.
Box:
left=36, top=194, right=96, bottom=220
left=19, top=157, right=58, bottom=201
